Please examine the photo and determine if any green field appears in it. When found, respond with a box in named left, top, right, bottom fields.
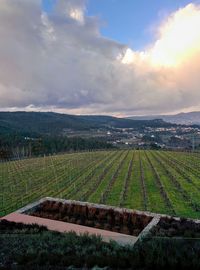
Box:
left=1, top=150, right=200, bottom=219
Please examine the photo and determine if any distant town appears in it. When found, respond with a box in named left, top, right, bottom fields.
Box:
left=63, top=125, right=200, bottom=151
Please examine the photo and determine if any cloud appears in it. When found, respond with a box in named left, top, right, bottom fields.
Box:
left=0, top=1, right=200, bottom=115
left=121, top=3, right=200, bottom=114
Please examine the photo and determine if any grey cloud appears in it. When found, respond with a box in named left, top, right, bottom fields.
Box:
left=0, top=0, right=200, bottom=115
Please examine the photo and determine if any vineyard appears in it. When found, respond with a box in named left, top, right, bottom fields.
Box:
left=1, top=150, right=200, bottom=219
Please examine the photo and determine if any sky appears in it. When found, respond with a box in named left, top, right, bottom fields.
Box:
left=87, top=0, right=200, bottom=50
left=0, top=0, right=200, bottom=116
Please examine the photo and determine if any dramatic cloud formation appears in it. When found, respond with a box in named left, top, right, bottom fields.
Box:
left=0, top=0, right=200, bottom=115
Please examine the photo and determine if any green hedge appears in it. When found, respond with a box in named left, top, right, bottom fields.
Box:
left=1, top=220, right=200, bottom=269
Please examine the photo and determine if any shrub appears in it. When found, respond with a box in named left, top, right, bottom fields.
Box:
left=27, top=201, right=152, bottom=236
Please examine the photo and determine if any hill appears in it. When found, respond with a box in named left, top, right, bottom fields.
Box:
left=128, top=111, right=200, bottom=125
left=0, top=111, right=175, bottom=136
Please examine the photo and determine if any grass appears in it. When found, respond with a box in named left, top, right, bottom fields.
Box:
left=124, top=152, right=144, bottom=210
left=141, top=152, right=167, bottom=214
left=1, top=149, right=200, bottom=219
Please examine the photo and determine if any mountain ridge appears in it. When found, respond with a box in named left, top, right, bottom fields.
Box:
left=127, top=111, right=200, bottom=125
left=0, top=111, right=176, bottom=136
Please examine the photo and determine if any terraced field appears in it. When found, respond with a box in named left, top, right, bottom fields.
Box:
left=1, top=150, right=200, bottom=219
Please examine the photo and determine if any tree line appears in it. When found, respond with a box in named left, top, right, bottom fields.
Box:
left=0, top=134, right=114, bottom=160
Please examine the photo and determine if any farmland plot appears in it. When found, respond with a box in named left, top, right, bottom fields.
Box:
left=1, top=150, right=200, bottom=219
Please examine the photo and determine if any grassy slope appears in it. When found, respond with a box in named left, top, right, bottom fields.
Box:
left=1, top=150, right=200, bottom=219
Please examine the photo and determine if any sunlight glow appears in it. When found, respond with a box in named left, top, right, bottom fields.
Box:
left=150, top=4, right=200, bottom=67
left=69, top=8, right=84, bottom=24
left=121, top=4, right=200, bottom=68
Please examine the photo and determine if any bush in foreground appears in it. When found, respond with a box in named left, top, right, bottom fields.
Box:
left=1, top=220, right=200, bottom=269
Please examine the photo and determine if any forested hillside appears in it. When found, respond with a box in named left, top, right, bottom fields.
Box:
left=0, top=111, right=175, bottom=136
